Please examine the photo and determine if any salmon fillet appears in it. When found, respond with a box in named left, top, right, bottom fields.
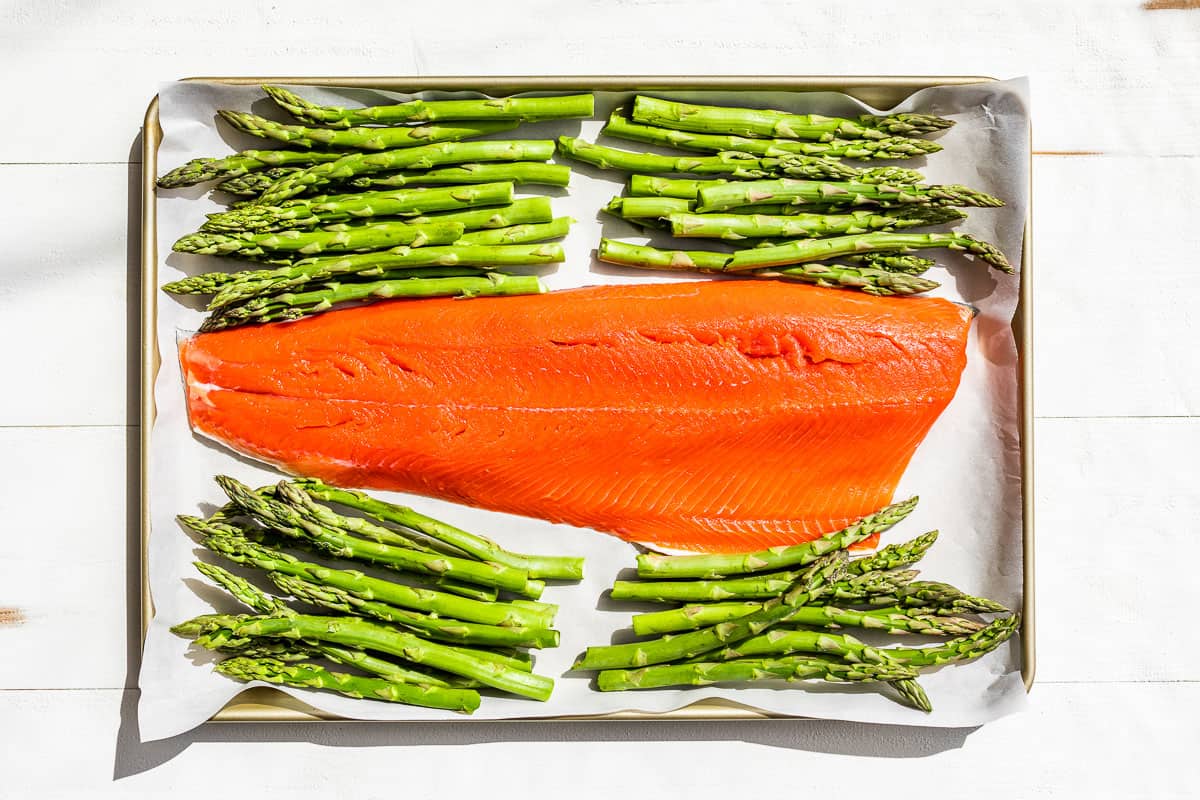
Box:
left=180, top=280, right=971, bottom=552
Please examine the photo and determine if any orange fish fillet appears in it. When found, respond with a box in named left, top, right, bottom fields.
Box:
left=180, top=281, right=971, bottom=552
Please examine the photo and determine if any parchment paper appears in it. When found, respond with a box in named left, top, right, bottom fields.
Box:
left=140, top=79, right=1030, bottom=741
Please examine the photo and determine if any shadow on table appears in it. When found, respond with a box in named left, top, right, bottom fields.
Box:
left=116, top=129, right=977, bottom=781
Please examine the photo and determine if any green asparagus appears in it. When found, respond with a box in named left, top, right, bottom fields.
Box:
left=176, top=613, right=555, bottom=700
left=203, top=181, right=517, bottom=233
left=206, top=244, right=562, bottom=311
left=218, top=168, right=301, bottom=196
left=216, top=476, right=543, bottom=597
left=264, top=86, right=594, bottom=127
left=348, top=162, right=571, bottom=190
left=603, top=110, right=944, bottom=159
left=884, top=614, right=1020, bottom=667
left=157, top=149, right=344, bottom=189
left=631, top=602, right=984, bottom=637
left=174, top=220, right=466, bottom=257
left=294, top=478, right=585, bottom=581
left=455, top=217, right=573, bottom=246
left=216, top=657, right=482, bottom=712
left=256, top=140, right=557, bottom=205
left=695, top=178, right=1003, bottom=213
left=267, top=572, right=560, bottom=648
left=631, top=95, right=953, bottom=142
left=573, top=553, right=847, bottom=670
left=666, top=206, right=965, bottom=240
left=758, top=264, right=941, bottom=296
left=636, top=497, right=919, bottom=578
left=848, top=531, right=940, bottom=575
left=596, top=655, right=918, bottom=691
left=219, top=110, right=519, bottom=150
left=558, top=136, right=860, bottom=180
left=724, top=232, right=1013, bottom=273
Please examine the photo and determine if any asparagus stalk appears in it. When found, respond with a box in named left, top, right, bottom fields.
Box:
left=206, top=243, right=562, bottom=312
left=189, top=521, right=555, bottom=628
left=216, top=657, right=482, bottom=712
left=628, top=175, right=725, bottom=200
left=848, top=530, right=940, bottom=575
left=839, top=252, right=937, bottom=274
left=604, top=196, right=693, bottom=219
left=857, top=167, right=927, bottom=185
left=264, top=86, right=594, bottom=127
left=192, top=561, right=473, bottom=687
left=157, top=149, right=344, bottom=189
left=757, top=264, right=941, bottom=297
left=348, top=162, right=572, bottom=190
left=176, top=613, right=555, bottom=701
left=611, top=573, right=796, bottom=603
left=857, top=581, right=1010, bottom=614
left=219, top=110, right=519, bottom=151
left=595, top=240, right=730, bottom=272
left=631, top=95, right=953, bottom=142
left=603, top=110, right=944, bottom=159
left=631, top=602, right=984, bottom=637
left=204, top=182, right=516, bottom=233
left=636, top=497, right=919, bottom=578
left=256, top=140, right=557, bottom=205
left=695, top=628, right=904, bottom=666
left=884, top=614, right=1021, bottom=667
left=267, top=572, right=560, bottom=648
left=667, top=206, right=966, bottom=240
left=558, top=136, right=859, bottom=180
left=695, top=178, right=1004, bottom=213
left=595, top=655, right=917, bottom=691
left=216, top=476, right=543, bottom=597
left=201, top=272, right=544, bottom=330
left=294, top=478, right=585, bottom=581
left=271, top=479, right=449, bottom=553
left=218, top=168, right=301, bottom=197
left=724, top=232, right=1013, bottom=273
left=573, top=553, right=847, bottom=670
left=455, top=217, right=573, bottom=246
left=174, top=220, right=466, bottom=258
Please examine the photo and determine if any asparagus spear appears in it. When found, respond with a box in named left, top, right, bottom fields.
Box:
left=724, top=232, right=1013, bottom=273
left=857, top=167, right=927, bottom=186
left=256, top=140, right=557, bottom=205
left=218, top=168, right=301, bottom=196
left=636, top=497, right=919, bottom=578
left=885, top=614, right=1021, bottom=667
left=757, top=264, right=941, bottom=297
left=216, top=476, right=543, bottom=597
left=631, top=95, right=953, bottom=142
left=201, top=242, right=561, bottom=309
left=611, top=573, right=796, bottom=603
left=189, top=521, right=555, bottom=627
left=603, top=110, right=944, bottom=159
left=157, top=149, right=344, bottom=189
left=264, top=86, right=594, bottom=127
left=455, top=217, right=573, bottom=246
left=203, top=182, right=516, bottom=233
left=604, top=196, right=693, bottom=219
left=268, top=572, right=560, bottom=648
left=192, top=561, right=473, bottom=687
left=348, top=162, right=572, bottom=190
left=201, top=272, right=545, bottom=330
left=219, top=110, right=519, bottom=151
left=839, top=252, right=937, bottom=274
left=595, top=655, right=918, bottom=691
left=558, top=136, right=859, bottom=180
left=294, top=479, right=585, bottom=581
left=631, top=602, right=984, bottom=637
left=216, top=656, right=482, bottom=712
left=175, top=613, right=555, bottom=701
left=856, top=581, right=1010, bottom=614
left=848, top=530, right=940, bottom=575
left=666, top=206, right=965, bottom=240
left=628, top=175, right=722, bottom=200
left=573, top=553, right=847, bottom=670
left=694, top=628, right=904, bottom=666
left=174, top=220, right=466, bottom=258
left=695, top=178, right=1003, bottom=213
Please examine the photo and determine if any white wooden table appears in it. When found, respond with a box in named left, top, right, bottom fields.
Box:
left=2, top=1, right=1198, bottom=795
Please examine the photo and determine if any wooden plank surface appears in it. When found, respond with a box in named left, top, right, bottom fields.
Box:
left=1, top=0, right=1196, bottom=795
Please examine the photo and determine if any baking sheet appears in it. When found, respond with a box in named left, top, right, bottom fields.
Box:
left=140, top=78, right=1029, bottom=741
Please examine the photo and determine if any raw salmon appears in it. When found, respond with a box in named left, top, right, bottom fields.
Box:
left=180, top=281, right=971, bottom=552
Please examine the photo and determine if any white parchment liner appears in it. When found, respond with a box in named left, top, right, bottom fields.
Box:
left=140, top=79, right=1030, bottom=740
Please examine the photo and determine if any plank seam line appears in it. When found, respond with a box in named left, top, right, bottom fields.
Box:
left=1036, top=415, right=1200, bottom=420
left=0, top=161, right=136, bottom=166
